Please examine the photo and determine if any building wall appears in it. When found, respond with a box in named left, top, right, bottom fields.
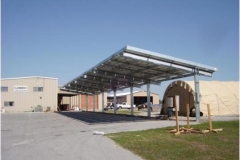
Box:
left=80, top=95, right=98, bottom=111
left=1, top=77, right=58, bottom=112
left=62, top=97, right=71, bottom=105
left=70, top=95, right=80, bottom=108
left=98, top=92, right=107, bottom=110
left=126, top=91, right=159, bottom=104
left=107, top=96, right=127, bottom=104
left=62, top=92, right=107, bottom=111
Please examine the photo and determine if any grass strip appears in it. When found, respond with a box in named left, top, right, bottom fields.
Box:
left=107, top=121, right=239, bottom=160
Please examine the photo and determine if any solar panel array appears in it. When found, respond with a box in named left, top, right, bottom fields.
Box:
left=62, top=46, right=217, bottom=94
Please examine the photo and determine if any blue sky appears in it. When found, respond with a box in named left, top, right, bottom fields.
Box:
left=2, top=0, right=239, bottom=99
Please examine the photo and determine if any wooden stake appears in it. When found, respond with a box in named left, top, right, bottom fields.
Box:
left=167, top=103, right=223, bottom=135
left=186, top=104, right=190, bottom=129
left=175, top=95, right=179, bottom=132
left=207, top=104, right=212, bottom=131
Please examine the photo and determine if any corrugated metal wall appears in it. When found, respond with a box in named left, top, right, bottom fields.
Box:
left=127, top=91, right=159, bottom=104
left=79, top=94, right=99, bottom=111
left=1, top=77, right=58, bottom=112
left=98, top=92, right=107, bottom=109
left=61, top=92, right=107, bottom=111
left=107, top=96, right=127, bottom=104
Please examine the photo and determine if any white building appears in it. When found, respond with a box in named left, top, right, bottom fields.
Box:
left=1, top=76, right=58, bottom=112
left=1, top=76, right=107, bottom=112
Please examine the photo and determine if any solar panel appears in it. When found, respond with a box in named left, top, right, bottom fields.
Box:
left=61, top=46, right=217, bottom=94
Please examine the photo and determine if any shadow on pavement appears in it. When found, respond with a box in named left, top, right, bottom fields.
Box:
left=56, top=111, right=154, bottom=125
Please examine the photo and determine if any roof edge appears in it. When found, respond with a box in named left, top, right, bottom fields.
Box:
left=1, top=76, right=58, bottom=80
left=125, top=45, right=217, bottom=72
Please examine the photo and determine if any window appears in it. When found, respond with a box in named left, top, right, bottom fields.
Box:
left=4, top=101, right=14, bottom=107
left=1, top=86, right=8, bottom=92
left=33, top=87, right=43, bottom=92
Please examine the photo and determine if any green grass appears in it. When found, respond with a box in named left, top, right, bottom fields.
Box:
left=104, top=109, right=141, bottom=115
left=107, top=121, right=239, bottom=160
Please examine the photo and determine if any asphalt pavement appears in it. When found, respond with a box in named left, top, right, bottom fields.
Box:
left=1, top=112, right=239, bottom=160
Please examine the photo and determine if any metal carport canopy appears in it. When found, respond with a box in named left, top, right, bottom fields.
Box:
left=61, top=46, right=217, bottom=94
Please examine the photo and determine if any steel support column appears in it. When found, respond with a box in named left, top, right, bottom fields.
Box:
left=147, top=83, right=151, bottom=117
left=70, top=97, right=72, bottom=110
left=86, top=94, right=88, bottom=111
left=194, top=71, right=200, bottom=122
left=102, top=92, right=104, bottom=112
left=113, top=89, right=117, bottom=114
left=79, top=95, right=80, bottom=109
left=93, top=94, right=95, bottom=112
left=130, top=85, right=134, bottom=116
left=75, top=95, right=77, bottom=109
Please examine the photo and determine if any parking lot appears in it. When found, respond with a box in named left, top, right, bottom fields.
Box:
left=2, top=112, right=238, bottom=160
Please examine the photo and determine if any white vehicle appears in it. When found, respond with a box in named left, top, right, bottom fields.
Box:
left=117, top=102, right=136, bottom=109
